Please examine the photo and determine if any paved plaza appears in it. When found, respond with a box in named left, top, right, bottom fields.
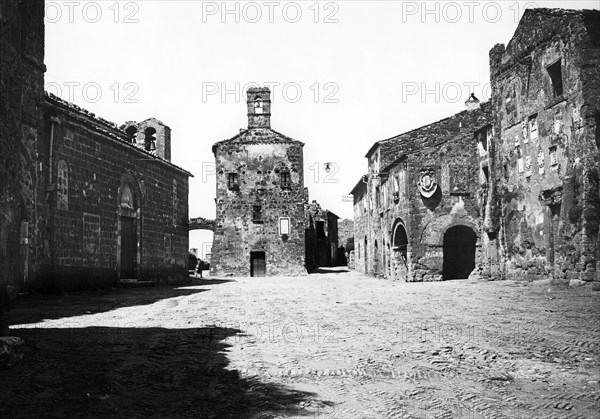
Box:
left=1, top=269, right=599, bottom=418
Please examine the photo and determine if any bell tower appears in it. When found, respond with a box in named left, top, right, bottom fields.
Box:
left=247, top=87, right=271, bottom=129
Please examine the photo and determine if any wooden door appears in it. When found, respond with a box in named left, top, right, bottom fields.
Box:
left=120, top=216, right=136, bottom=278
left=250, top=251, right=266, bottom=277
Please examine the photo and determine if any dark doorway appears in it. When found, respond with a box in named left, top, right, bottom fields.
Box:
left=120, top=216, right=137, bottom=278
left=250, top=251, right=266, bottom=277
left=442, top=225, right=477, bottom=280
left=392, top=223, right=408, bottom=263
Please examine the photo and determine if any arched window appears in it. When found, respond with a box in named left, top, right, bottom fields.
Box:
left=144, top=127, right=157, bottom=151
left=255, top=97, right=263, bottom=114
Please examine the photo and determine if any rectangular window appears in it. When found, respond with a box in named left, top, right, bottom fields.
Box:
left=528, top=115, right=538, bottom=141
left=547, top=60, right=563, bottom=98
left=252, top=205, right=262, bottom=222
left=375, top=186, right=381, bottom=208
left=518, top=157, right=524, bottom=174
left=280, top=172, right=291, bottom=188
left=227, top=173, right=239, bottom=189
left=398, top=164, right=406, bottom=199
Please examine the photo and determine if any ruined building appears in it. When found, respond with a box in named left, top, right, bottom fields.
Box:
left=0, top=0, right=192, bottom=292
left=352, top=8, right=600, bottom=284
left=305, top=200, right=340, bottom=272
left=490, top=8, right=600, bottom=283
left=211, top=88, right=306, bottom=276
left=351, top=97, right=493, bottom=281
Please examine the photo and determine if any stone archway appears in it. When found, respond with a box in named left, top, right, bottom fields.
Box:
left=117, top=174, right=142, bottom=280
left=443, top=225, right=477, bottom=279
left=391, top=220, right=409, bottom=281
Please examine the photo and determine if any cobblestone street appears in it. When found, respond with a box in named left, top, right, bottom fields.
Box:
left=1, top=269, right=599, bottom=418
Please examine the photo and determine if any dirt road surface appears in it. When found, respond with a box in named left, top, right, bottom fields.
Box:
left=1, top=268, right=599, bottom=418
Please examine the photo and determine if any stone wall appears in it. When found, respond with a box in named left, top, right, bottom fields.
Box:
left=211, top=101, right=306, bottom=276
left=352, top=103, right=493, bottom=281
left=490, top=8, right=600, bottom=283
left=35, top=95, right=191, bottom=291
left=0, top=0, right=46, bottom=291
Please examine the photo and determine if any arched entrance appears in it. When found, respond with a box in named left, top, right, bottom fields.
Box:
left=392, top=221, right=409, bottom=281
left=117, top=177, right=141, bottom=280
left=443, top=225, right=477, bottom=279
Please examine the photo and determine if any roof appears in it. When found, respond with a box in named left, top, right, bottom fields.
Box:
left=44, top=92, right=193, bottom=177
left=350, top=177, right=367, bottom=196
left=212, top=127, right=305, bottom=154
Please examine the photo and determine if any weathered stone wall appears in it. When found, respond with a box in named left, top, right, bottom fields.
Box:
left=353, top=103, right=492, bottom=281
left=211, top=128, right=306, bottom=277
left=0, top=0, right=46, bottom=291
left=33, top=95, right=191, bottom=291
left=305, top=201, right=340, bottom=270
left=490, top=8, right=600, bottom=283
left=351, top=181, right=368, bottom=274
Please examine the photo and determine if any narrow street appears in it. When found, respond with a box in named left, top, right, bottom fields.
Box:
left=1, top=270, right=599, bottom=418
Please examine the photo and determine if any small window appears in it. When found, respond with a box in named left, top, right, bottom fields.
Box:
left=252, top=205, right=262, bottom=222
left=528, top=115, right=538, bottom=141
left=547, top=60, right=563, bottom=98
left=549, top=146, right=558, bottom=166
left=227, top=173, right=239, bottom=189
left=280, top=172, right=291, bottom=188
left=481, top=166, right=489, bottom=183
left=279, top=217, right=290, bottom=235
left=255, top=97, right=263, bottom=114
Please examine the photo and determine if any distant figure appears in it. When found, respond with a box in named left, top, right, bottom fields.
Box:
left=197, top=259, right=204, bottom=278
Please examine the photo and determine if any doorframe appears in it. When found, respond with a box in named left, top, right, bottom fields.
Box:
left=250, top=251, right=266, bottom=277
left=117, top=174, right=142, bottom=281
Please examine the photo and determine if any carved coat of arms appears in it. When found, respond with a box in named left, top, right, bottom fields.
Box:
left=417, top=168, right=437, bottom=198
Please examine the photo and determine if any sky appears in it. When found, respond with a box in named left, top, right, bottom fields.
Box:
left=43, top=0, right=599, bottom=256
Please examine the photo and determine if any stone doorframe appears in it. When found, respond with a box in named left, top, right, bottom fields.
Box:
left=116, top=173, right=142, bottom=281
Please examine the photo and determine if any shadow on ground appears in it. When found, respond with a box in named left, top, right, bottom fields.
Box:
left=0, top=326, right=322, bottom=418
left=8, top=278, right=233, bottom=326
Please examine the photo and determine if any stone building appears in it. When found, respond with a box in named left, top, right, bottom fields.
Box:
left=351, top=98, right=493, bottom=281
left=489, top=8, right=600, bottom=283
left=211, top=87, right=306, bottom=277
left=352, top=7, right=600, bottom=285
left=0, top=0, right=192, bottom=292
left=305, top=200, right=339, bottom=272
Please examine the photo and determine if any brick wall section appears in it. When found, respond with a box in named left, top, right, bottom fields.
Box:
left=490, top=8, right=600, bottom=283
left=35, top=95, right=191, bottom=291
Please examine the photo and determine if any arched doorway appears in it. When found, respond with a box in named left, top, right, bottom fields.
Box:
left=392, top=221, right=409, bottom=281
left=443, top=225, right=477, bottom=279
left=117, top=179, right=140, bottom=280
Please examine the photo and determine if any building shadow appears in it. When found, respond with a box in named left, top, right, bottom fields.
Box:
left=0, top=326, right=323, bottom=418
left=8, top=283, right=221, bottom=327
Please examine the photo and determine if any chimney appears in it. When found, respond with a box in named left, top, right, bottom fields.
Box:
left=465, top=93, right=481, bottom=111
left=247, top=87, right=271, bottom=129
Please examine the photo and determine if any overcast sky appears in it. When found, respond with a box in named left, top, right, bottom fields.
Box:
left=44, top=0, right=598, bottom=255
